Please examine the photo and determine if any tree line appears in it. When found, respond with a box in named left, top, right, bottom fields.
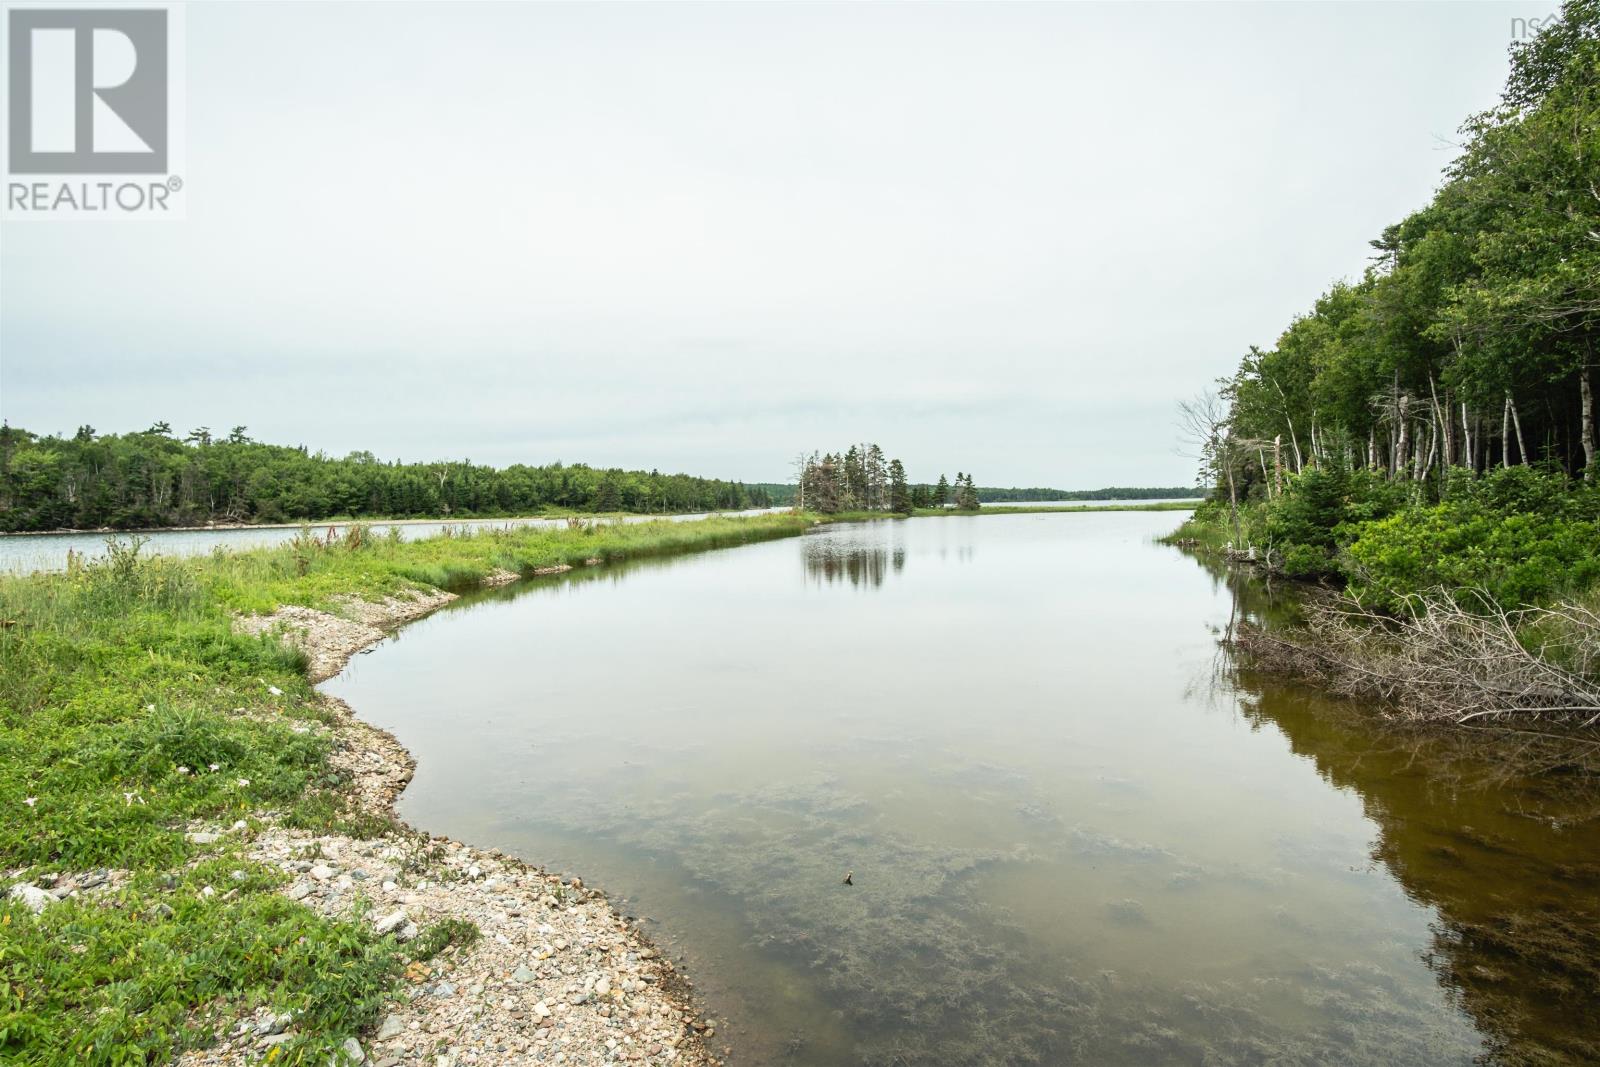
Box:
left=0, top=423, right=774, bottom=531
left=1194, top=0, right=1599, bottom=503
left=794, top=445, right=979, bottom=513
left=974, top=485, right=1196, bottom=502
left=761, top=481, right=1197, bottom=505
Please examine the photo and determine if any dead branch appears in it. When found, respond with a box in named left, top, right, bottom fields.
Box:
left=1233, top=589, right=1600, bottom=728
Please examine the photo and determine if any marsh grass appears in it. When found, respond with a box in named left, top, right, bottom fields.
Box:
left=1158, top=499, right=1265, bottom=550
left=0, top=512, right=812, bottom=1064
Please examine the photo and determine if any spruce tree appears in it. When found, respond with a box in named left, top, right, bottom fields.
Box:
left=888, top=459, right=910, bottom=513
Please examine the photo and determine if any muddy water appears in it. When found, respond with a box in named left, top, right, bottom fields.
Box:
left=322, top=512, right=1600, bottom=1065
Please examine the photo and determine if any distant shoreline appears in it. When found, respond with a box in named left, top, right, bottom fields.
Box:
left=0, top=508, right=772, bottom=539
left=0, top=501, right=1201, bottom=538
left=913, top=501, right=1201, bottom=516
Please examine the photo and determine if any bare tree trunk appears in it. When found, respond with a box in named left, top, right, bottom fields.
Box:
left=1429, top=374, right=1451, bottom=469
left=1504, top=395, right=1529, bottom=463
left=793, top=453, right=809, bottom=510
left=1582, top=363, right=1597, bottom=481
left=1225, top=450, right=1241, bottom=547
left=1396, top=394, right=1411, bottom=479
left=1368, top=425, right=1378, bottom=471
left=1269, top=378, right=1304, bottom=474
left=1503, top=396, right=1513, bottom=469
left=1461, top=402, right=1473, bottom=473
left=1273, top=435, right=1283, bottom=497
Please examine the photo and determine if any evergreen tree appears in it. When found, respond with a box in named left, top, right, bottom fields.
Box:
left=888, top=458, right=910, bottom=513
left=590, top=475, right=622, bottom=512
left=841, top=446, right=866, bottom=510
left=935, top=474, right=950, bottom=507
left=955, top=473, right=980, bottom=511
left=865, top=444, right=887, bottom=510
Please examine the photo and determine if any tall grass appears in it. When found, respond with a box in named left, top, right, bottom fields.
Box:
left=0, top=512, right=812, bottom=1064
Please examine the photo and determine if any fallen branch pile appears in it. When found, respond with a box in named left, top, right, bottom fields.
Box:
left=1234, top=590, right=1600, bottom=727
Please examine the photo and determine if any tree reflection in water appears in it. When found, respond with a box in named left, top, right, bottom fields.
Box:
left=1189, top=550, right=1600, bottom=1066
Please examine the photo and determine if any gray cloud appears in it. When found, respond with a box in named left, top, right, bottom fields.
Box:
left=0, top=1, right=1556, bottom=485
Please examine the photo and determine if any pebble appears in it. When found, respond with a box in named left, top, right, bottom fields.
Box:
left=341, top=1037, right=365, bottom=1063
left=8, top=883, right=54, bottom=914
left=373, top=910, right=408, bottom=935
left=174, top=591, right=714, bottom=1067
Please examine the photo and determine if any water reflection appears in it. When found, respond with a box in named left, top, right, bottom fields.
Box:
left=1186, top=551, right=1600, bottom=1066
left=802, top=529, right=905, bottom=589
left=324, top=514, right=1599, bottom=1065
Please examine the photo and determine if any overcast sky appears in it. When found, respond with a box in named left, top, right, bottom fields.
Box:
left=0, top=1, right=1560, bottom=487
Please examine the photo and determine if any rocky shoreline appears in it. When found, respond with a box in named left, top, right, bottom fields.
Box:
left=204, top=578, right=724, bottom=1066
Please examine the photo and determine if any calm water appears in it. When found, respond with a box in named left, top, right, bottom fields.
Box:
left=322, top=512, right=1600, bottom=1065
left=979, top=498, right=1201, bottom=508
left=0, top=509, right=780, bottom=575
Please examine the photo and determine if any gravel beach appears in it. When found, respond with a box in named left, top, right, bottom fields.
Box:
left=188, top=578, right=724, bottom=1066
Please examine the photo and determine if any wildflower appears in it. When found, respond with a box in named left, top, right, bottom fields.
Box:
left=267, top=685, right=283, bottom=696
left=176, top=766, right=191, bottom=775
left=24, top=797, right=37, bottom=808
left=209, top=763, right=220, bottom=772
left=123, top=791, right=144, bottom=806
left=237, top=778, right=251, bottom=788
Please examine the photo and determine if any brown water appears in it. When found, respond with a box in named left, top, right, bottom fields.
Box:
left=321, top=512, right=1600, bottom=1065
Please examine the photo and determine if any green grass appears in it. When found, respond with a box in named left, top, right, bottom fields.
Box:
left=1158, top=500, right=1256, bottom=550
left=0, top=512, right=813, bottom=1065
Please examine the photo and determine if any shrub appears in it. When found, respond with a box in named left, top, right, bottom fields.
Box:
left=1262, top=465, right=1408, bottom=577
left=1345, top=502, right=1600, bottom=611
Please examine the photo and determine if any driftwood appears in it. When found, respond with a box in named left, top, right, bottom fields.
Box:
left=1233, top=589, right=1600, bottom=727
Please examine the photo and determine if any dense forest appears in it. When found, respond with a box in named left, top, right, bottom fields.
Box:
left=1184, top=3, right=1600, bottom=585
left=1199, top=0, right=1598, bottom=493
left=794, top=445, right=978, bottom=513
left=0, top=424, right=773, bottom=532
left=1172, top=2, right=1600, bottom=731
